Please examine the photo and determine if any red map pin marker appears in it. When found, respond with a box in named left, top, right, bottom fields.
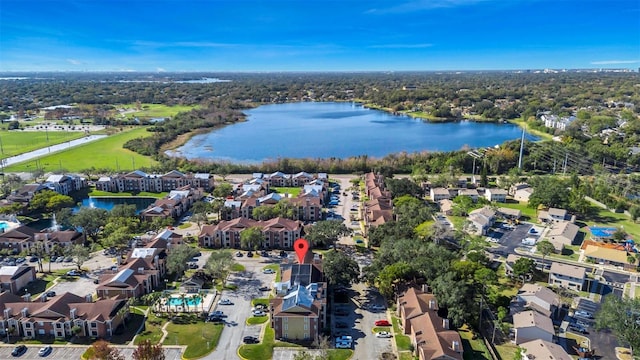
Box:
left=294, top=238, right=309, bottom=264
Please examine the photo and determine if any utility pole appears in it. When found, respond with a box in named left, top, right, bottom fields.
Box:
left=563, top=153, right=568, bottom=175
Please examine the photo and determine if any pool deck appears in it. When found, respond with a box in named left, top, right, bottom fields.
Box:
left=154, top=293, right=215, bottom=313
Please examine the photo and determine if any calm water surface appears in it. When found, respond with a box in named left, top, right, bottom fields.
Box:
left=169, top=102, right=536, bottom=163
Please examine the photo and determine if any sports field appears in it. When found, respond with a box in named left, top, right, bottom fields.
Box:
left=0, top=131, right=87, bottom=158
left=119, top=103, right=198, bottom=119
left=3, top=127, right=158, bottom=173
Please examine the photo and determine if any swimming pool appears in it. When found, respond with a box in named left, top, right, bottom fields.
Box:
left=0, top=222, right=8, bottom=231
left=166, top=296, right=201, bottom=307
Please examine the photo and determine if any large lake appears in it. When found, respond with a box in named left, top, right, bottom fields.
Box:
left=168, top=102, right=536, bottom=163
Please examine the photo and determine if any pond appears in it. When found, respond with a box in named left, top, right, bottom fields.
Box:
left=168, top=102, right=537, bottom=164
left=75, top=197, right=156, bottom=213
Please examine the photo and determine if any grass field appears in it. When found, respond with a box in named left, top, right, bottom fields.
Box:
left=497, top=200, right=537, bottom=221
left=0, top=131, right=87, bottom=158
left=164, top=320, right=223, bottom=359
left=4, top=127, right=158, bottom=172
left=583, top=206, right=640, bottom=240
left=89, top=190, right=168, bottom=198
left=272, top=187, right=302, bottom=197
left=119, top=103, right=198, bottom=119
left=458, top=325, right=491, bottom=360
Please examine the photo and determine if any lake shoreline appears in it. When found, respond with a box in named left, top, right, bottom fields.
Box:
left=166, top=101, right=537, bottom=164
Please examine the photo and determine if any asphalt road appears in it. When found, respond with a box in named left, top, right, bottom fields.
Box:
left=204, top=255, right=277, bottom=360
left=350, top=283, right=394, bottom=360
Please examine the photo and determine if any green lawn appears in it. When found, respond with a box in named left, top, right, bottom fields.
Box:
left=89, top=190, right=168, bottom=198
left=391, top=317, right=413, bottom=351
left=449, top=216, right=467, bottom=231
left=4, top=127, right=158, bottom=172
left=583, top=206, right=640, bottom=240
left=494, top=343, right=519, bottom=360
left=231, top=263, right=246, bottom=272
left=398, top=352, right=415, bottom=360
left=247, top=316, right=269, bottom=325
left=164, top=319, right=223, bottom=359
left=133, top=312, right=165, bottom=345
left=458, top=325, right=491, bottom=360
left=0, top=131, right=86, bottom=158
left=119, top=103, right=199, bottom=119
left=252, top=298, right=270, bottom=307
left=272, top=187, right=302, bottom=197
left=263, top=264, right=281, bottom=281
left=328, top=349, right=353, bottom=360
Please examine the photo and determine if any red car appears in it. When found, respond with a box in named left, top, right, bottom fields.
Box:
left=375, top=319, right=391, bottom=326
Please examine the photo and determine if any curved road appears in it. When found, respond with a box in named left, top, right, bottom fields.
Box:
left=1, top=135, right=107, bottom=167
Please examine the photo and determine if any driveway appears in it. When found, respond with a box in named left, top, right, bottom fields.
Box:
left=350, top=283, right=394, bottom=360
left=203, top=256, right=277, bottom=360
left=47, top=275, right=98, bottom=298
left=0, top=345, right=86, bottom=359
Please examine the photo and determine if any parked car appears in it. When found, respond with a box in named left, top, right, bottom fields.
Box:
left=568, top=325, right=588, bottom=334
left=260, top=250, right=269, bottom=257
left=63, top=256, right=73, bottom=262
left=252, top=310, right=266, bottom=316
left=376, top=331, right=392, bottom=338
left=210, top=310, right=226, bottom=317
left=263, top=268, right=275, bottom=274
left=243, top=336, right=259, bottom=344
left=374, top=319, right=391, bottom=326
left=335, top=321, right=349, bottom=328
left=45, top=291, right=56, bottom=298
left=279, top=250, right=287, bottom=258
left=218, top=299, right=233, bottom=305
left=370, top=304, right=386, bottom=311
left=259, top=286, right=270, bottom=292
left=188, top=263, right=198, bottom=269
left=235, top=251, right=243, bottom=257
left=38, top=345, right=52, bottom=356
left=66, top=270, right=81, bottom=276
left=29, top=256, right=38, bottom=262
left=12, top=344, right=27, bottom=356
left=335, top=341, right=351, bottom=349
left=574, top=310, right=594, bottom=319
left=56, top=256, right=65, bottom=263
left=247, top=251, right=254, bottom=258
left=336, top=335, right=353, bottom=342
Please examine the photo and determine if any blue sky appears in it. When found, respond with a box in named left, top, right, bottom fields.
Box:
left=1, top=0, right=639, bottom=72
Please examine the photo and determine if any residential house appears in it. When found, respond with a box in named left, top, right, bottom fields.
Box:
left=457, top=189, right=479, bottom=202
left=270, top=253, right=326, bottom=341
left=291, top=172, right=314, bottom=186
left=0, top=225, right=40, bottom=254
left=485, top=188, right=508, bottom=202
left=510, top=183, right=533, bottom=202
left=0, top=226, right=84, bottom=255
left=140, top=185, right=202, bottom=222
left=497, top=207, right=521, bottom=221
left=438, top=200, right=454, bottom=216
left=519, top=339, right=572, bottom=360
left=511, top=284, right=560, bottom=318
left=430, top=188, right=451, bottom=201
left=0, top=292, right=129, bottom=340
left=198, top=217, right=303, bottom=249
left=396, top=287, right=463, bottom=360
left=44, top=174, right=87, bottom=195
left=363, top=172, right=394, bottom=231
left=504, top=254, right=522, bottom=277
left=538, top=208, right=569, bottom=223
left=580, top=240, right=638, bottom=269
left=545, top=221, right=580, bottom=252
left=548, top=263, right=586, bottom=292
left=266, top=172, right=290, bottom=187
left=512, top=310, right=554, bottom=344
left=0, top=265, right=36, bottom=294
left=467, top=207, right=496, bottom=235
left=180, top=277, right=204, bottom=293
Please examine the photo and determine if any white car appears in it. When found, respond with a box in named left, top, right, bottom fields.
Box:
left=376, top=331, right=392, bottom=338
left=218, top=299, right=232, bottom=305
left=263, top=268, right=275, bottom=274
left=574, top=310, right=593, bottom=319
left=252, top=310, right=266, bottom=316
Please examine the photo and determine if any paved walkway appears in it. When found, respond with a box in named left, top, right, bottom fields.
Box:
left=0, top=135, right=107, bottom=167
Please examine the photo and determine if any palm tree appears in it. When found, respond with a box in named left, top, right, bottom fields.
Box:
left=179, top=293, right=187, bottom=313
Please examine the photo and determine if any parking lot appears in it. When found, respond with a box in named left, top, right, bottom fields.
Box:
left=569, top=298, right=619, bottom=358
left=0, top=345, right=86, bottom=359
left=46, top=275, right=99, bottom=298
left=204, top=255, right=277, bottom=360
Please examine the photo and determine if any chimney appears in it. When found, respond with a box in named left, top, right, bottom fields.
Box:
left=4, top=308, right=11, bottom=318
left=85, top=294, right=93, bottom=303
left=452, top=340, right=460, bottom=352
left=442, top=318, right=449, bottom=329
left=70, top=308, right=77, bottom=320
left=138, top=267, right=144, bottom=274
left=22, top=293, right=31, bottom=302
left=429, top=299, right=436, bottom=310
left=21, top=307, right=28, bottom=317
